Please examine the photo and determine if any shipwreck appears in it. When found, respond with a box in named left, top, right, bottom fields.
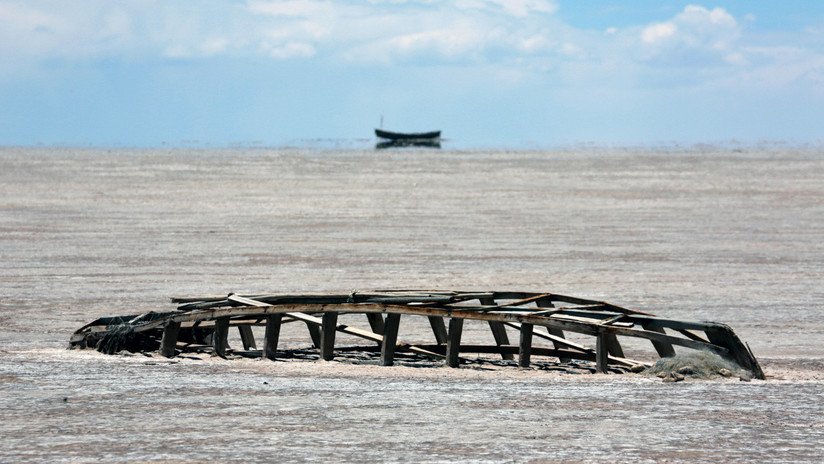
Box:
left=69, top=290, right=764, bottom=379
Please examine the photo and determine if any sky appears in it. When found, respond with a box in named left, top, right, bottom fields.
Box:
left=1, top=0, right=823, bottom=148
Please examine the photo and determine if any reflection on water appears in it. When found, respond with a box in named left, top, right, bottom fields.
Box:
left=375, top=139, right=441, bottom=150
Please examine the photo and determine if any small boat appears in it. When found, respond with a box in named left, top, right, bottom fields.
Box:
left=375, top=128, right=441, bottom=141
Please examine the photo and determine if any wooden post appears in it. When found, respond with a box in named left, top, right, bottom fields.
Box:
left=481, top=297, right=514, bottom=360
left=488, top=322, right=514, bottom=360
left=604, top=333, right=624, bottom=357
left=446, top=317, right=464, bottom=368
left=537, top=298, right=570, bottom=363
left=381, top=313, right=402, bottom=366
left=642, top=323, right=676, bottom=357
left=519, top=323, right=533, bottom=368
left=238, top=325, right=257, bottom=350
left=213, top=317, right=230, bottom=357
left=306, top=321, right=321, bottom=348
left=263, top=314, right=283, bottom=360
left=160, top=320, right=181, bottom=358
left=428, top=316, right=449, bottom=345
left=595, top=330, right=608, bottom=373
left=366, top=313, right=385, bottom=336
left=320, top=312, right=338, bottom=361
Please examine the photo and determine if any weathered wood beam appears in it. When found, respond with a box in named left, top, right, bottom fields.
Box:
left=320, top=312, right=338, bottom=361
left=156, top=299, right=734, bottom=360
left=604, top=333, right=624, bottom=358
left=380, top=313, right=401, bottom=366
left=160, top=320, right=181, bottom=358
left=488, top=322, right=515, bottom=360
left=446, top=318, right=464, bottom=368
left=495, top=294, right=551, bottom=308
left=306, top=322, right=321, bottom=348
left=519, top=323, right=533, bottom=368
left=642, top=323, right=676, bottom=357
left=213, top=317, right=229, bottom=357
left=263, top=314, right=282, bottom=360
left=595, top=330, right=609, bottom=373
left=677, top=328, right=710, bottom=343
left=226, top=295, right=442, bottom=358
left=366, top=313, right=385, bottom=336
left=480, top=296, right=514, bottom=361
left=238, top=325, right=257, bottom=350
left=537, top=298, right=570, bottom=362
left=428, top=316, right=449, bottom=345
left=502, top=322, right=584, bottom=352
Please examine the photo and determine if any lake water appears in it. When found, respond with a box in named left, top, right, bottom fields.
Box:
left=1, top=147, right=822, bottom=462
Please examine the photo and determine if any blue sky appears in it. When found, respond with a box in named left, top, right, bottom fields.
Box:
left=1, top=1, right=823, bottom=148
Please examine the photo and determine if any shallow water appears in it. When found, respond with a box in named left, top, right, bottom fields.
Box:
left=1, top=147, right=823, bottom=462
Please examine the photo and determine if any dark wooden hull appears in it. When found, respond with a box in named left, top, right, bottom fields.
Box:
left=375, top=128, right=441, bottom=141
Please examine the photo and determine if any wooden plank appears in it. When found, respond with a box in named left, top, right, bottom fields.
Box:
left=595, top=330, right=608, bottom=373
left=407, top=344, right=615, bottom=362
left=366, top=313, right=385, bottom=336
left=226, top=295, right=442, bottom=358
left=238, top=325, right=257, bottom=350
left=537, top=299, right=570, bottom=362
left=641, top=323, right=676, bottom=357
left=428, top=316, right=449, bottom=344
left=502, top=322, right=587, bottom=353
left=308, top=344, right=646, bottom=369
left=481, top=297, right=514, bottom=361
left=187, top=297, right=732, bottom=358
left=488, top=322, right=515, bottom=360
left=623, top=315, right=726, bottom=332
left=519, top=323, right=533, bottom=368
left=494, top=294, right=551, bottom=308
left=213, top=317, right=230, bottom=357
left=604, top=333, right=625, bottom=357
left=677, top=328, right=710, bottom=343
left=320, top=312, right=338, bottom=361
left=263, top=314, right=282, bottom=360
left=446, top=318, right=464, bottom=368
left=160, top=320, right=181, bottom=358
left=306, top=322, right=321, bottom=348
left=381, top=313, right=401, bottom=366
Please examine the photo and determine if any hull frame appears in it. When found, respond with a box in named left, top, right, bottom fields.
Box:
left=70, top=289, right=764, bottom=379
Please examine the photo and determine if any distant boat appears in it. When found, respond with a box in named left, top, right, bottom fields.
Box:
left=375, top=128, right=441, bottom=141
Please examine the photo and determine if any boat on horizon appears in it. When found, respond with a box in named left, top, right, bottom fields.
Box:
left=374, top=128, right=441, bottom=141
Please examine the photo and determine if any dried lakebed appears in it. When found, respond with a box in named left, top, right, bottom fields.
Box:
left=1, top=147, right=823, bottom=462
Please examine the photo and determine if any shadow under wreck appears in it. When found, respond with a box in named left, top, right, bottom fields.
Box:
left=69, top=290, right=764, bottom=379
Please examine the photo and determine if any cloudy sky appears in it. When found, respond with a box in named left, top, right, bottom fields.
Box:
left=1, top=0, right=823, bottom=147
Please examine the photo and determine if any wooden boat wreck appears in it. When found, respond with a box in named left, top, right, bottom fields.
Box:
left=69, top=290, right=764, bottom=379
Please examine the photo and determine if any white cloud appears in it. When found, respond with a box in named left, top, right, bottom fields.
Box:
left=266, top=41, right=316, bottom=58
left=641, top=22, right=677, bottom=44
left=491, top=0, right=557, bottom=18
left=247, top=0, right=335, bottom=18
left=635, top=5, right=743, bottom=66
left=454, top=0, right=556, bottom=17
left=0, top=0, right=822, bottom=96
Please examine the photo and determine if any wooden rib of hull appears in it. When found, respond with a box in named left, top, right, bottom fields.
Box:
left=69, top=289, right=764, bottom=379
